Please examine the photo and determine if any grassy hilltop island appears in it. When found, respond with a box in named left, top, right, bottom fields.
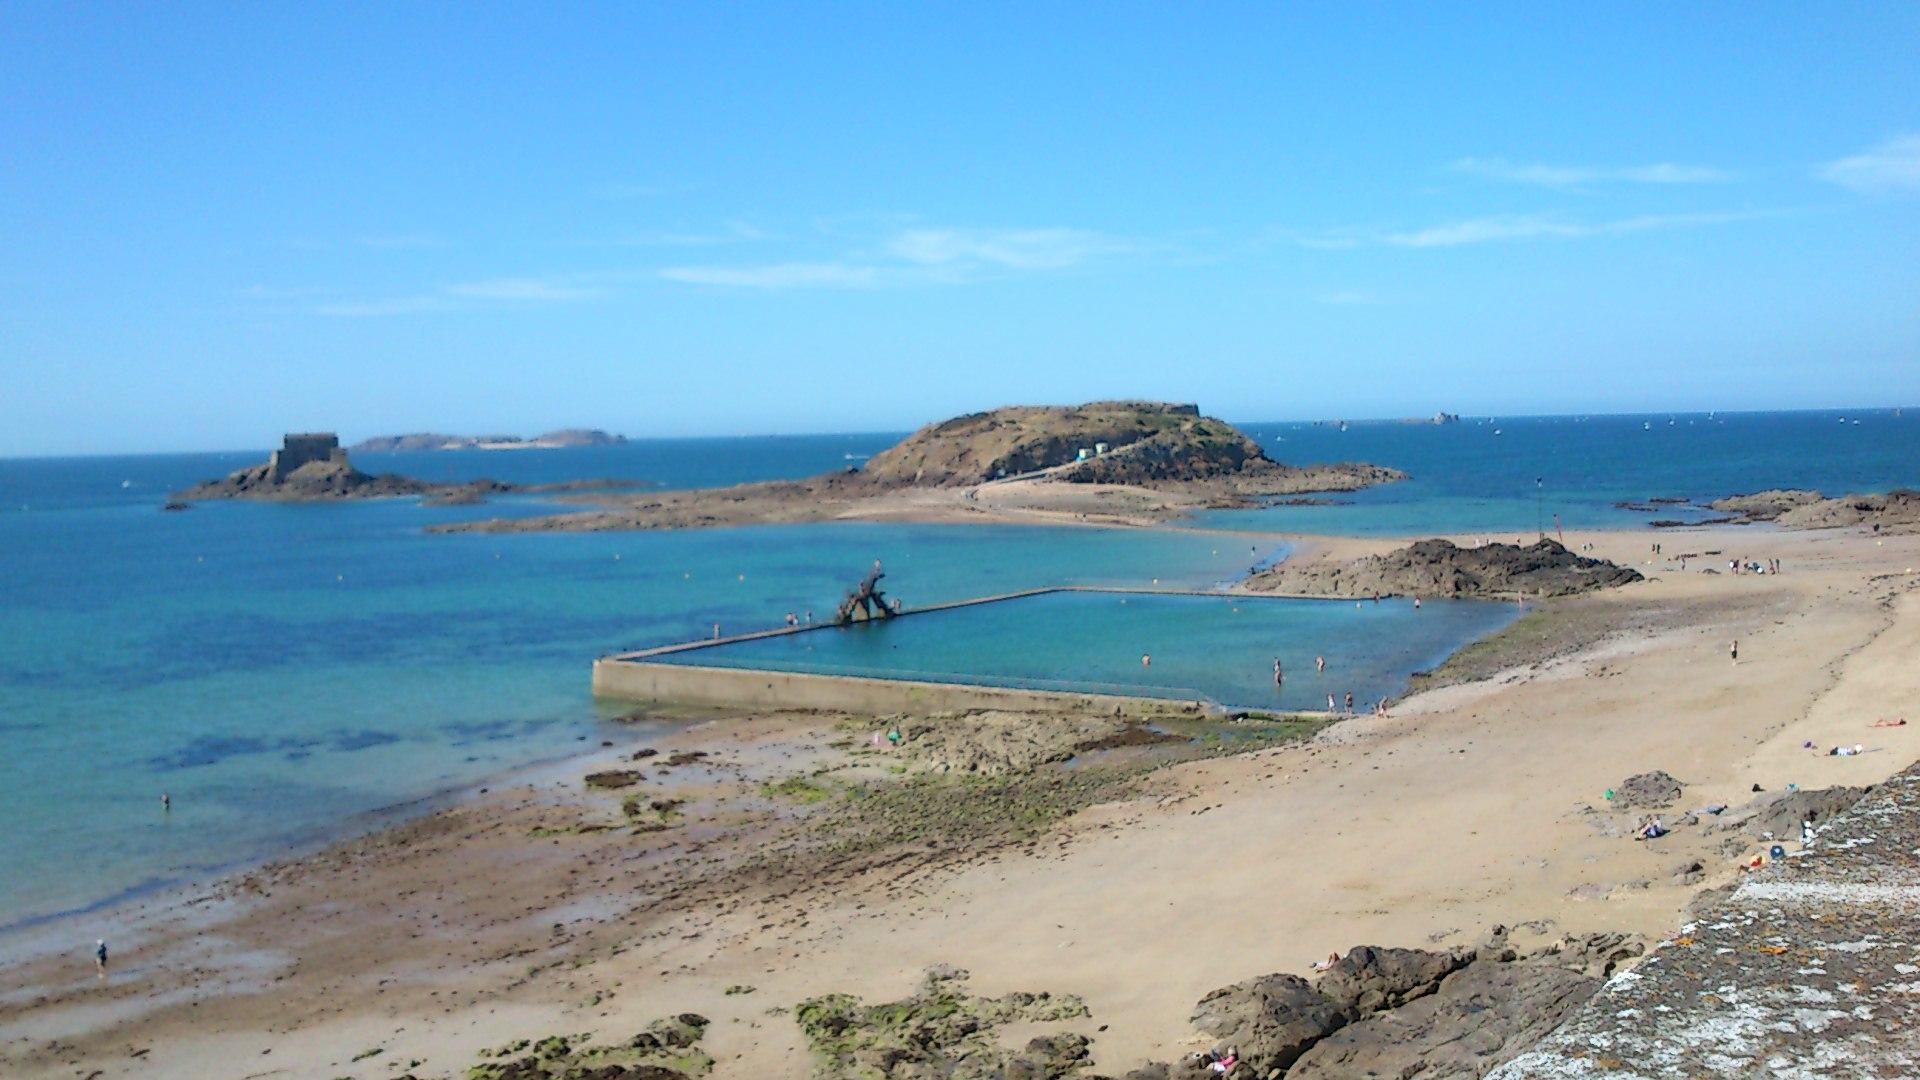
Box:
left=435, top=400, right=1405, bottom=533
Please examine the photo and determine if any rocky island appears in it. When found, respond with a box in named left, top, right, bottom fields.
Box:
left=172, top=433, right=643, bottom=505
left=350, top=428, right=627, bottom=452
left=433, top=400, right=1404, bottom=534
left=1245, top=537, right=1643, bottom=599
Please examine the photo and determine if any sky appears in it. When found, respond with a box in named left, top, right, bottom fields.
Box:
left=3, top=4, right=1918, bottom=455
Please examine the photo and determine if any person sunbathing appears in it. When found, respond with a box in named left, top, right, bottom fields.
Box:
left=1872, top=718, right=1907, bottom=728
left=1311, top=951, right=1340, bottom=972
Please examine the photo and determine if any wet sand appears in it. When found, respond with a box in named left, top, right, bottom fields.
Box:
left=4, top=524, right=1918, bottom=1079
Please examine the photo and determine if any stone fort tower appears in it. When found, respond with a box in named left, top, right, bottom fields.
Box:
left=267, top=433, right=345, bottom=481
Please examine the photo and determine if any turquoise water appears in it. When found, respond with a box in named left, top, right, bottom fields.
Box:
left=1207, top=408, right=1920, bottom=535
left=0, top=440, right=1266, bottom=926
left=650, top=590, right=1521, bottom=711
left=2, top=409, right=1916, bottom=928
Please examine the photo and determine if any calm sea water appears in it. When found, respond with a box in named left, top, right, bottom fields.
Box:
left=1209, top=408, right=1920, bottom=535
left=1, top=410, right=1914, bottom=927
left=652, top=590, right=1520, bottom=711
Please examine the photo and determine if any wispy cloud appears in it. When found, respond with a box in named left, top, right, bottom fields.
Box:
left=1387, top=211, right=1764, bottom=247
left=443, top=277, right=608, bottom=301
left=314, top=295, right=456, bottom=317
left=661, top=225, right=1127, bottom=289
left=585, top=220, right=772, bottom=248
left=887, top=227, right=1123, bottom=269
left=309, top=274, right=606, bottom=317
left=1821, top=134, right=1920, bottom=193
left=1285, top=210, right=1769, bottom=250
left=1451, top=157, right=1734, bottom=186
left=658, top=262, right=880, bottom=289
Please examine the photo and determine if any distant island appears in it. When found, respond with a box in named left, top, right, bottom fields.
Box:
left=434, top=400, right=1406, bottom=534
left=350, top=429, right=627, bottom=453
left=171, top=433, right=643, bottom=504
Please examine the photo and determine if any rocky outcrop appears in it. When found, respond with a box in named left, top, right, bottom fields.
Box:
left=1613, top=770, right=1684, bottom=809
left=1493, top=765, right=1920, bottom=1078
left=1159, top=933, right=1636, bottom=1080
left=1289, top=954, right=1599, bottom=1080
left=1311, top=944, right=1473, bottom=1014
left=174, top=451, right=435, bottom=501
left=1777, top=488, right=1920, bottom=532
left=1190, top=973, right=1351, bottom=1076
left=1706, top=487, right=1920, bottom=533
left=1246, top=539, right=1642, bottom=600
left=1706, top=488, right=1824, bottom=521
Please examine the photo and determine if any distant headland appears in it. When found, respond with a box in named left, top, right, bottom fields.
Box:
left=350, top=429, right=627, bottom=453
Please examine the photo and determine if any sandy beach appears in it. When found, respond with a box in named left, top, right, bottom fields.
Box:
left=4, top=522, right=1918, bottom=1079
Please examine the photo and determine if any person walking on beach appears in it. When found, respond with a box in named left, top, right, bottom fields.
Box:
left=1344, top=691, right=1354, bottom=714
left=1327, top=693, right=1337, bottom=712
left=1730, top=639, right=1739, bottom=663
left=94, top=939, right=107, bottom=978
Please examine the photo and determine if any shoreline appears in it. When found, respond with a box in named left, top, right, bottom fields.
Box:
left=0, top=519, right=1810, bottom=938
left=5, top=521, right=1917, bottom=1078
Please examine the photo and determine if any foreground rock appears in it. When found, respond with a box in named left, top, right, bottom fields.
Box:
left=1491, top=763, right=1920, bottom=1078
left=432, top=401, right=1403, bottom=533
left=1191, top=974, right=1351, bottom=1076
left=1148, top=930, right=1639, bottom=1080
left=1246, top=539, right=1642, bottom=600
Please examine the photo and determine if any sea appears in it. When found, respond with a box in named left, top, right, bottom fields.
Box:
left=1, top=409, right=1915, bottom=930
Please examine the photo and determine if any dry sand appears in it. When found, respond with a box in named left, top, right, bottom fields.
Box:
left=4, top=525, right=1919, bottom=1079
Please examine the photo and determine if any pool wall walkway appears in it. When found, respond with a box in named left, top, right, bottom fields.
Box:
left=593, top=585, right=1318, bottom=716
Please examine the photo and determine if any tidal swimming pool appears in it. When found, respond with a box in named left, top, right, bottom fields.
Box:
left=645, top=588, right=1524, bottom=711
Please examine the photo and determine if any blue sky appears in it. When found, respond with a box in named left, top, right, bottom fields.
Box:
left=3, top=4, right=1918, bottom=455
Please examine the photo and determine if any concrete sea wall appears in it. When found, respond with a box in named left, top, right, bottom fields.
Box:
left=592, top=656, right=1204, bottom=717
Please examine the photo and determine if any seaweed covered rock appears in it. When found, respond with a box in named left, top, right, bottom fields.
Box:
left=795, top=966, right=1092, bottom=1079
